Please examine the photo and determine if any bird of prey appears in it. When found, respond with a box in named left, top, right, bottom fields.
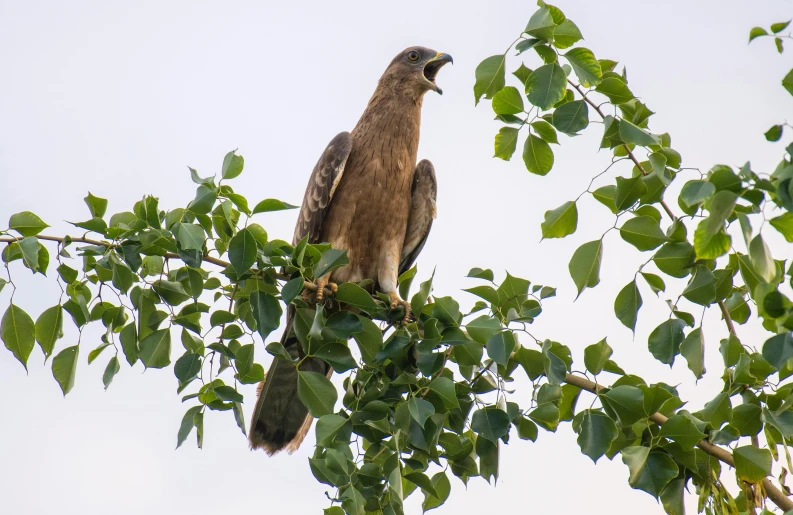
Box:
left=249, top=46, right=452, bottom=454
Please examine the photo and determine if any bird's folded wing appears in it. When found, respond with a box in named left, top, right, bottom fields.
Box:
left=399, top=159, right=437, bottom=275
left=292, top=131, right=352, bottom=245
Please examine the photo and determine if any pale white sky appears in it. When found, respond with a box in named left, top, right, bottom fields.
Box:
left=1, top=1, right=792, bottom=513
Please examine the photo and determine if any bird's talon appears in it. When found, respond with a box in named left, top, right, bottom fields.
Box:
left=388, top=293, right=412, bottom=325
left=302, top=280, right=336, bottom=304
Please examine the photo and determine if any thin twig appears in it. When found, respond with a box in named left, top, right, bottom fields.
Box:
left=568, top=81, right=678, bottom=222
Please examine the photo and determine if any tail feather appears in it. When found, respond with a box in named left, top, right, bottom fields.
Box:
left=249, top=310, right=330, bottom=454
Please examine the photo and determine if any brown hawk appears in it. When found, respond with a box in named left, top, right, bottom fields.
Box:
left=249, top=46, right=452, bottom=454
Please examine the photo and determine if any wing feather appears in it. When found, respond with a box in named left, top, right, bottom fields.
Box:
left=399, top=159, right=437, bottom=275
left=292, top=132, right=352, bottom=245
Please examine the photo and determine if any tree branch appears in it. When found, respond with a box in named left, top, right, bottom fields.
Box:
left=564, top=373, right=793, bottom=512
left=568, top=81, right=678, bottom=222
left=718, top=300, right=737, bottom=337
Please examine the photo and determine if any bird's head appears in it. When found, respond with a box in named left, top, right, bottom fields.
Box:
left=381, top=46, right=453, bottom=97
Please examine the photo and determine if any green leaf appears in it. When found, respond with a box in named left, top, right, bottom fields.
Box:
left=352, top=316, right=382, bottom=364
left=111, top=262, right=135, bottom=294
left=35, top=305, right=63, bottom=359
left=564, top=47, right=602, bottom=86
left=228, top=228, right=257, bottom=276
left=640, top=272, right=666, bottom=296
left=679, top=180, right=715, bottom=208
left=614, top=281, right=642, bottom=333
left=491, top=86, right=524, bottom=115
left=249, top=291, right=282, bottom=342
left=525, top=7, right=555, bottom=41
left=314, top=343, right=356, bottom=373
left=138, top=328, right=172, bottom=369
left=428, top=377, right=459, bottom=409
left=553, top=19, right=583, bottom=48
left=526, top=63, right=566, bottom=110
left=314, top=248, right=350, bottom=280
left=251, top=198, right=298, bottom=214
left=421, top=472, right=451, bottom=512
left=87, top=343, right=111, bottom=365
left=660, top=480, right=685, bottom=515
left=528, top=403, right=560, bottom=431
left=120, top=323, right=138, bottom=366
left=614, top=176, right=647, bottom=211
left=648, top=319, right=685, bottom=366
left=187, top=185, right=217, bottom=215
left=621, top=446, right=678, bottom=498
left=152, top=280, right=191, bottom=306
left=679, top=328, right=705, bottom=379
left=175, top=223, right=206, bottom=251
left=584, top=339, right=612, bottom=375
left=522, top=134, right=554, bottom=175
left=699, top=392, right=732, bottom=428
left=568, top=240, right=603, bottom=298
left=494, top=127, right=520, bottom=160
left=52, top=345, right=79, bottom=396
left=765, top=124, right=783, bottom=142
left=770, top=212, right=793, bottom=242
left=681, top=266, right=716, bottom=306
left=658, top=414, right=704, bottom=450
left=407, top=397, right=435, bottom=428
left=176, top=405, right=202, bottom=449
left=8, top=211, right=49, bottom=236
left=84, top=192, right=108, bottom=218
left=56, top=263, right=78, bottom=284
left=341, top=487, right=366, bottom=515
left=103, top=356, right=120, bottom=389
left=733, top=446, right=772, bottom=483
left=336, top=283, right=380, bottom=314
left=762, top=332, right=793, bottom=371
left=466, top=315, right=501, bottom=345
left=221, top=150, right=244, bottom=179
left=297, top=370, right=337, bottom=417
left=749, top=27, right=768, bottom=42
left=315, top=414, right=348, bottom=447
left=473, top=55, right=506, bottom=104
left=620, top=216, right=666, bottom=251
left=595, top=77, right=634, bottom=104
left=619, top=119, right=657, bottom=146
left=600, top=385, right=645, bottom=426
left=471, top=407, right=510, bottom=442
left=174, top=352, right=202, bottom=384
left=541, top=201, right=577, bottom=238
left=531, top=120, right=558, bottom=144
left=486, top=331, right=516, bottom=366
left=18, top=236, right=40, bottom=272
left=653, top=242, right=695, bottom=278
left=572, top=409, right=618, bottom=463
left=749, top=234, right=775, bottom=283
left=772, top=20, right=791, bottom=33
left=1, top=303, right=36, bottom=370
left=552, top=100, right=589, bottom=134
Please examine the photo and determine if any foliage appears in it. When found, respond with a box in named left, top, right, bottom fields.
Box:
left=5, top=2, right=793, bottom=514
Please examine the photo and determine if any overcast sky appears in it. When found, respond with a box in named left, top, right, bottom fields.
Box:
left=1, top=1, right=792, bottom=513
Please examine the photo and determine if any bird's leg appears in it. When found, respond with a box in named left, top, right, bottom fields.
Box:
left=303, top=277, right=337, bottom=303
left=387, top=291, right=412, bottom=325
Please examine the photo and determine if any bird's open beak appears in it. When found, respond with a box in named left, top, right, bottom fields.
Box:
left=423, top=52, right=453, bottom=95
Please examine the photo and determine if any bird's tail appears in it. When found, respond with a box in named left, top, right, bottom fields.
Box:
left=249, top=308, right=330, bottom=454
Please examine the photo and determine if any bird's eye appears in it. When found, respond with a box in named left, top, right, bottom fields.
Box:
left=407, top=51, right=420, bottom=62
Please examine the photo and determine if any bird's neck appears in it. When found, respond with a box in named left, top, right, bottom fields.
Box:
left=351, top=88, right=423, bottom=166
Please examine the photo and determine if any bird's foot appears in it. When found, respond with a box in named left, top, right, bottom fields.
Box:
left=303, top=279, right=337, bottom=303
left=388, top=292, right=412, bottom=325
